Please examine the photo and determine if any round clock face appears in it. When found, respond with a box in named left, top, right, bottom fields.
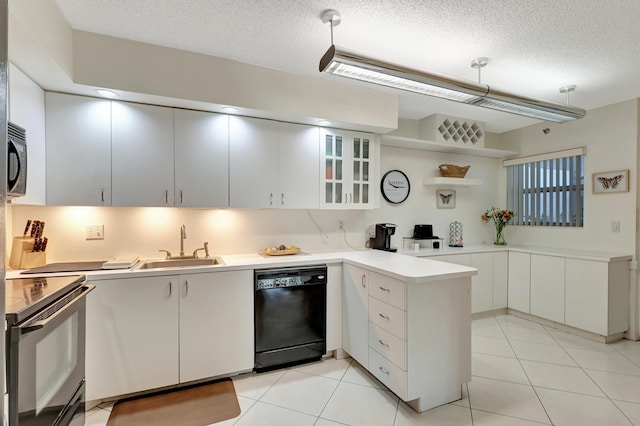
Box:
left=381, top=170, right=410, bottom=204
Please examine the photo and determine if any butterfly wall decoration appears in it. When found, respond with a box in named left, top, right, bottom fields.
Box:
left=436, top=190, right=456, bottom=208
left=592, top=170, right=629, bottom=194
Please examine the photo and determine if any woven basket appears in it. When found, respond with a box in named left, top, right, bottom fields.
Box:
left=438, top=164, right=470, bottom=178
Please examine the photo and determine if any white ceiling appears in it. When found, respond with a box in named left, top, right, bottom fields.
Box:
left=53, top=0, right=640, bottom=133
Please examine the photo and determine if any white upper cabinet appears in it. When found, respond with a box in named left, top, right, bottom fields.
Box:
left=112, top=102, right=175, bottom=206
left=45, top=92, right=112, bottom=206
left=174, top=109, right=229, bottom=208
left=9, top=64, right=47, bottom=205
left=320, top=128, right=376, bottom=209
left=229, top=116, right=319, bottom=208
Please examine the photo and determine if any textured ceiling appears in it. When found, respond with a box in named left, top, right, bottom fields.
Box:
left=54, top=0, right=640, bottom=133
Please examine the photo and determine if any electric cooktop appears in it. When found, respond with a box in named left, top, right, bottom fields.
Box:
left=5, top=275, right=86, bottom=323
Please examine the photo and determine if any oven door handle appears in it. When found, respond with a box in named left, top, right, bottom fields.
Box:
left=19, top=284, right=96, bottom=335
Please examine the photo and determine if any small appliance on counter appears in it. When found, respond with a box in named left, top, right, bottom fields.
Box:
left=369, top=223, right=397, bottom=252
left=402, top=224, right=443, bottom=250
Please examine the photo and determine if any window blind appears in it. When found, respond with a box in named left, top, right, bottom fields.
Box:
left=506, top=150, right=585, bottom=227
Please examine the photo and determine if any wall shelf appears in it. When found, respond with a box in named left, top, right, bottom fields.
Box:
left=381, top=135, right=519, bottom=158
left=423, top=177, right=484, bottom=187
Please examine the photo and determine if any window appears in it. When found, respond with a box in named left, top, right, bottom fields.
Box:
left=505, top=148, right=585, bottom=227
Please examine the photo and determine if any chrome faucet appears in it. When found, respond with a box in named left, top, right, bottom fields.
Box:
left=180, top=224, right=186, bottom=257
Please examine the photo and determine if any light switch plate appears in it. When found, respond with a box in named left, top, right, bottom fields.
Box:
left=611, top=220, right=620, bottom=233
left=86, top=224, right=105, bottom=240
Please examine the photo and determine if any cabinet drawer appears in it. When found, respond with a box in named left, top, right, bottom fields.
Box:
left=369, top=348, right=407, bottom=400
left=369, top=322, right=406, bottom=370
left=369, top=297, right=406, bottom=339
left=369, top=273, right=406, bottom=310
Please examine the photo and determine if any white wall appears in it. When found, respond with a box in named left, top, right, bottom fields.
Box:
left=364, top=145, right=503, bottom=249
left=499, top=99, right=638, bottom=255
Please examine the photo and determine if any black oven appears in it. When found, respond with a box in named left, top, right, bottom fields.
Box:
left=5, top=276, right=94, bottom=426
left=254, top=265, right=327, bottom=372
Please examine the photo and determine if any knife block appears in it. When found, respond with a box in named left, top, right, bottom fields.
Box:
left=9, top=237, right=46, bottom=269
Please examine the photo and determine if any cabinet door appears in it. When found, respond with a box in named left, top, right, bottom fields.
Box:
left=112, top=102, right=174, bottom=206
left=45, top=93, right=111, bottom=206
left=508, top=252, right=531, bottom=313
left=445, top=254, right=489, bottom=314
left=10, top=64, right=46, bottom=205
left=179, top=271, right=253, bottom=383
left=174, top=110, right=229, bottom=208
left=342, top=264, right=369, bottom=367
left=565, top=259, right=609, bottom=335
left=326, top=264, right=343, bottom=352
left=277, top=125, right=320, bottom=208
left=493, top=251, right=508, bottom=309
left=229, top=116, right=278, bottom=208
left=320, top=130, right=346, bottom=207
left=470, top=253, right=494, bottom=314
left=320, top=129, right=376, bottom=209
left=86, top=276, right=179, bottom=401
left=349, top=133, right=374, bottom=208
left=530, top=254, right=565, bottom=323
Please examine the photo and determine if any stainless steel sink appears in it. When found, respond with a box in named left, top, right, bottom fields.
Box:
left=134, top=257, right=224, bottom=269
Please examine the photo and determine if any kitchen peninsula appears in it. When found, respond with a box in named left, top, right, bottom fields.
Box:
left=8, top=249, right=476, bottom=413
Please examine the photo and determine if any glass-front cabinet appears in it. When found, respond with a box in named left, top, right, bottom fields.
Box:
left=321, top=129, right=377, bottom=209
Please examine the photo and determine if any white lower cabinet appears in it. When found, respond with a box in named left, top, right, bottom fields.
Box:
left=86, top=270, right=253, bottom=401
left=342, top=264, right=369, bottom=368
left=427, top=251, right=507, bottom=314
left=86, top=276, right=179, bottom=401
left=509, top=251, right=630, bottom=338
left=492, top=251, right=508, bottom=309
left=508, top=252, right=531, bottom=313
left=344, top=263, right=471, bottom=412
left=326, top=264, right=343, bottom=352
left=179, top=271, right=253, bottom=383
left=530, top=254, right=565, bottom=323
left=565, top=258, right=629, bottom=336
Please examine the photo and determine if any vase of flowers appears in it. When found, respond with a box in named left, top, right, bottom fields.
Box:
left=481, top=207, right=516, bottom=245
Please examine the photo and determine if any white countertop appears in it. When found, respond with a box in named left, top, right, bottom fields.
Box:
left=7, top=244, right=630, bottom=283
left=6, top=249, right=477, bottom=283
left=401, top=244, right=632, bottom=262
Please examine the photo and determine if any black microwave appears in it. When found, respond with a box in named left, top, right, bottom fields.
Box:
left=8, top=121, right=27, bottom=198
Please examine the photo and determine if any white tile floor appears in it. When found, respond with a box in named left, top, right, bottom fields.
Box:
left=85, top=314, right=640, bottom=425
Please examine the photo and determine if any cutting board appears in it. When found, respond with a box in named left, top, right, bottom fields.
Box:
left=21, top=261, right=107, bottom=274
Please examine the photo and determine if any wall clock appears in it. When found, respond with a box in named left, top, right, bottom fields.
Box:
left=381, top=170, right=410, bottom=204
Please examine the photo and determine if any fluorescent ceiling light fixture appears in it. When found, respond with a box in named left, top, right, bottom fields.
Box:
left=95, top=89, right=118, bottom=98
left=222, top=107, right=238, bottom=113
left=319, top=45, right=586, bottom=123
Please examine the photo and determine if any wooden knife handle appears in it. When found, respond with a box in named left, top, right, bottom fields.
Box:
left=23, top=220, right=31, bottom=237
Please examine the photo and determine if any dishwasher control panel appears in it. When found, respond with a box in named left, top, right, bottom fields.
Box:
left=255, top=265, right=327, bottom=290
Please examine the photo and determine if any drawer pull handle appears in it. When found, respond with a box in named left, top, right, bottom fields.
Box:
left=378, top=339, right=389, bottom=347
left=378, top=313, right=390, bottom=320
left=379, top=286, right=391, bottom=293
left=361, top=275, right=367, bottom=288
left=379, top=366, right=390, bottom=375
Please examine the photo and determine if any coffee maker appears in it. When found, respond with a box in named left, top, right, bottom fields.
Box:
left=369, top=223, right=397, bottom=252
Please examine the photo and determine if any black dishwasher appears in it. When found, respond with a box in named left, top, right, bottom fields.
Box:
left=254, top=265, right=327, bottom=372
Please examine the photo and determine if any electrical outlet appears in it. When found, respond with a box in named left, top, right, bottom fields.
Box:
left=338, top=220, right=344, bottom=230
left=86, top=224, right=105, bottom=240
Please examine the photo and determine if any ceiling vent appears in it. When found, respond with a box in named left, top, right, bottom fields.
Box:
left=419, top=114, right=485, bottom=148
